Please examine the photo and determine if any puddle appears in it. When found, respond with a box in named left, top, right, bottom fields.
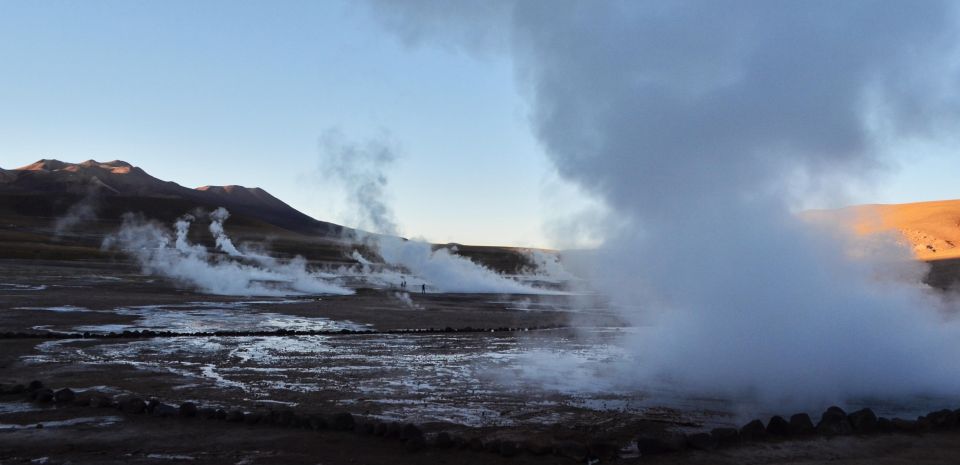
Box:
left=0, top=416, right=122, bottom=431
left=19, top=301, right=370, bottom=334
left=0, top=283, right=47, bottom=291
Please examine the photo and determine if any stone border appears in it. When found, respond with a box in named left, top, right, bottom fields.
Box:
left=6, top=380, right=958, bottom=461
left=0, top=380, right=619, bottom=461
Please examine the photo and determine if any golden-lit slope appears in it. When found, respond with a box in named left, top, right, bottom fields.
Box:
left=845, top=200, right=960, bottom=261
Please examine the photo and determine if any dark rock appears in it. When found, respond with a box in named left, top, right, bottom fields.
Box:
left=152, top=403, right=177, bottom=418
left=788, top=413, right=816, bottom=435
left=555, top=441, right=589, bottom=461
left=877, top=417, right=893, bottom=433
left=687, top=432, right=717, bottom=451
left=588, top=441, right=620, bottom=459
left=467, top=437, right=484, bottom=451
left=710, top=427, right=741, bottom=447
left=637, top=432, right=687, bottom=455
left=0, top=383, right=25, bottom=395
left=386, top=422, right=402, bottom=439
left=244, top=412, right=263, bottom=425
left=355, top=421, right=375, bottom=435
left=309, top=415, right=328, bottom=430
left=271, top=410, right=295, bottom=426
left=523, top=439, right=553, bottom=456
left=146, top=398, right=160, bottom=413
left=401, top=423, right=424, bottom=442
left=178, top=402, right=198, bottom=418
left=434, top=432, right=453, bottom=448
left=926, top=409, right=957, bottom=429
left=30, top=388, right=53, bottom=403
left=33, top=388, right=54, bottom=403
left=330, top=412, right=354, bottom=431
left=373, top=421, right=387, bottom=436
left=226, top=409, right=245, bottom=422
left=90, top=395, right=114, bottom=409
left=740, top=419, right=768, bottom=441
left=816, top=407, right=852, bottom=436
left=405, top=435, right=427, bottom=452
left=848, top=408, right=878, bottom=433
left=198, top=408, right=217, bottom=419
left=499, top=440, right=519, bottom=457
left=766, top=416, right=790, bottom=436
left=27, top=380, right=43, bottom=391
left=120, top=397, right=146, bottom=414
left=891, top=418, right=918, bottom=432
left=483, top=439, right=502, bottom=453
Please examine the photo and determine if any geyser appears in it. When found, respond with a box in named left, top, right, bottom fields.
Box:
left=371, top=0, right=960, bottom=407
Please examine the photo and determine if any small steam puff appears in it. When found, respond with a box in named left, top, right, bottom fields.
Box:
left=102, top=210, right=353, bottom=296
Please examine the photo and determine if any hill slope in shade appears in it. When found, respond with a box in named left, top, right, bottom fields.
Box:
left=0, top=159, right=345, bottom=237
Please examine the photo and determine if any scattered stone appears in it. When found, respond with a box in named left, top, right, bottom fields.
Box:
left=766, top=416, right=790, bottom=436
left=555, top=441, right=589, bottom=461
left=587, top=441, right=620, bottom=459
left=0, top=383, right=25, bottom=395
left=90, top=396, right=114, bottom=409
left=637, top=432, right=687, bottom=455
left=406, top=435, right=427, bottom=452
left=179, top=402, right=197, bottom=418
left=891, top=418, right=918, bottom=432
left=498, top=440, right=519, bottom=457
left=740, top=419, right=768, bottom=441
left=330, top=412, right=354, bottom=431
left=355, top=421, right=375, bottom=435
left=482, top=439, right=502, bottom=453
left=789, top=413, right=816, bottom=436
left=386, top=422, right=402, bottom=439
left=523, top=438, right=553, bottom=455
left=226, top=410, right=245, bottom=422
left=146, top=398, right=160, bottom=413
left=848, top=408, right=878, bottom=433
left=686, top=432, right=717, bottom=451
left=710, top=428, right=741, bottom=447
left=152, top=403, right=177, bottom=418
left=120, top=397, right=146, bottom=414
left=434, top=432, right=453, bottom=448
left=33, top=388, right=54, bottom=403
left=926, top=409, right=957, bottom=429
left=816, top=407, right=852, bottom=436
left=309, top=415, right=328, bottom=430
left=401, top=423, right=424, bottom=442
left=877, top=417, right=893, bottom=433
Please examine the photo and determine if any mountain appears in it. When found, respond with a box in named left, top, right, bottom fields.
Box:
left=0, top=159, right=345, bottom=236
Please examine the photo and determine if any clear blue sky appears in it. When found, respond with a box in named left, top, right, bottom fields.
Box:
left=1, top=1, right=958, bottom=247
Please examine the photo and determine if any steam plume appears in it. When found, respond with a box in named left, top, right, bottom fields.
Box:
left=103, top=210, right=352, bottom=296
left=371, top=1, right=960, bottom=406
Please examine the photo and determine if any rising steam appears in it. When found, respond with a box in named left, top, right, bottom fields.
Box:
left=371, top=1, right=960, bottom=407
left=103, top=209, right=352, bottom=296
left=318, top=128, right=563, bottom=294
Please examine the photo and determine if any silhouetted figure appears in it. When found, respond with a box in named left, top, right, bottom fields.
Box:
left=421, top=283, right=426, bottom=294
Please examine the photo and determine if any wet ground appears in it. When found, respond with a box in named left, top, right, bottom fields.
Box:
left=4, top=259, right=960, bottom=464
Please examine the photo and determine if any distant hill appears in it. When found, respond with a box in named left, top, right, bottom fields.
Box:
left=0, top=159, right=346, bottom=237
left=809, top=199, right=960, bottom=261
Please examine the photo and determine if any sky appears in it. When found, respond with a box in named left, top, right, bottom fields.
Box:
left=1, top=0, right=959, bottom=248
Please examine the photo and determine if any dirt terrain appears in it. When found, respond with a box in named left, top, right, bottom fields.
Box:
left=3, top=259, right=960, bottom=464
